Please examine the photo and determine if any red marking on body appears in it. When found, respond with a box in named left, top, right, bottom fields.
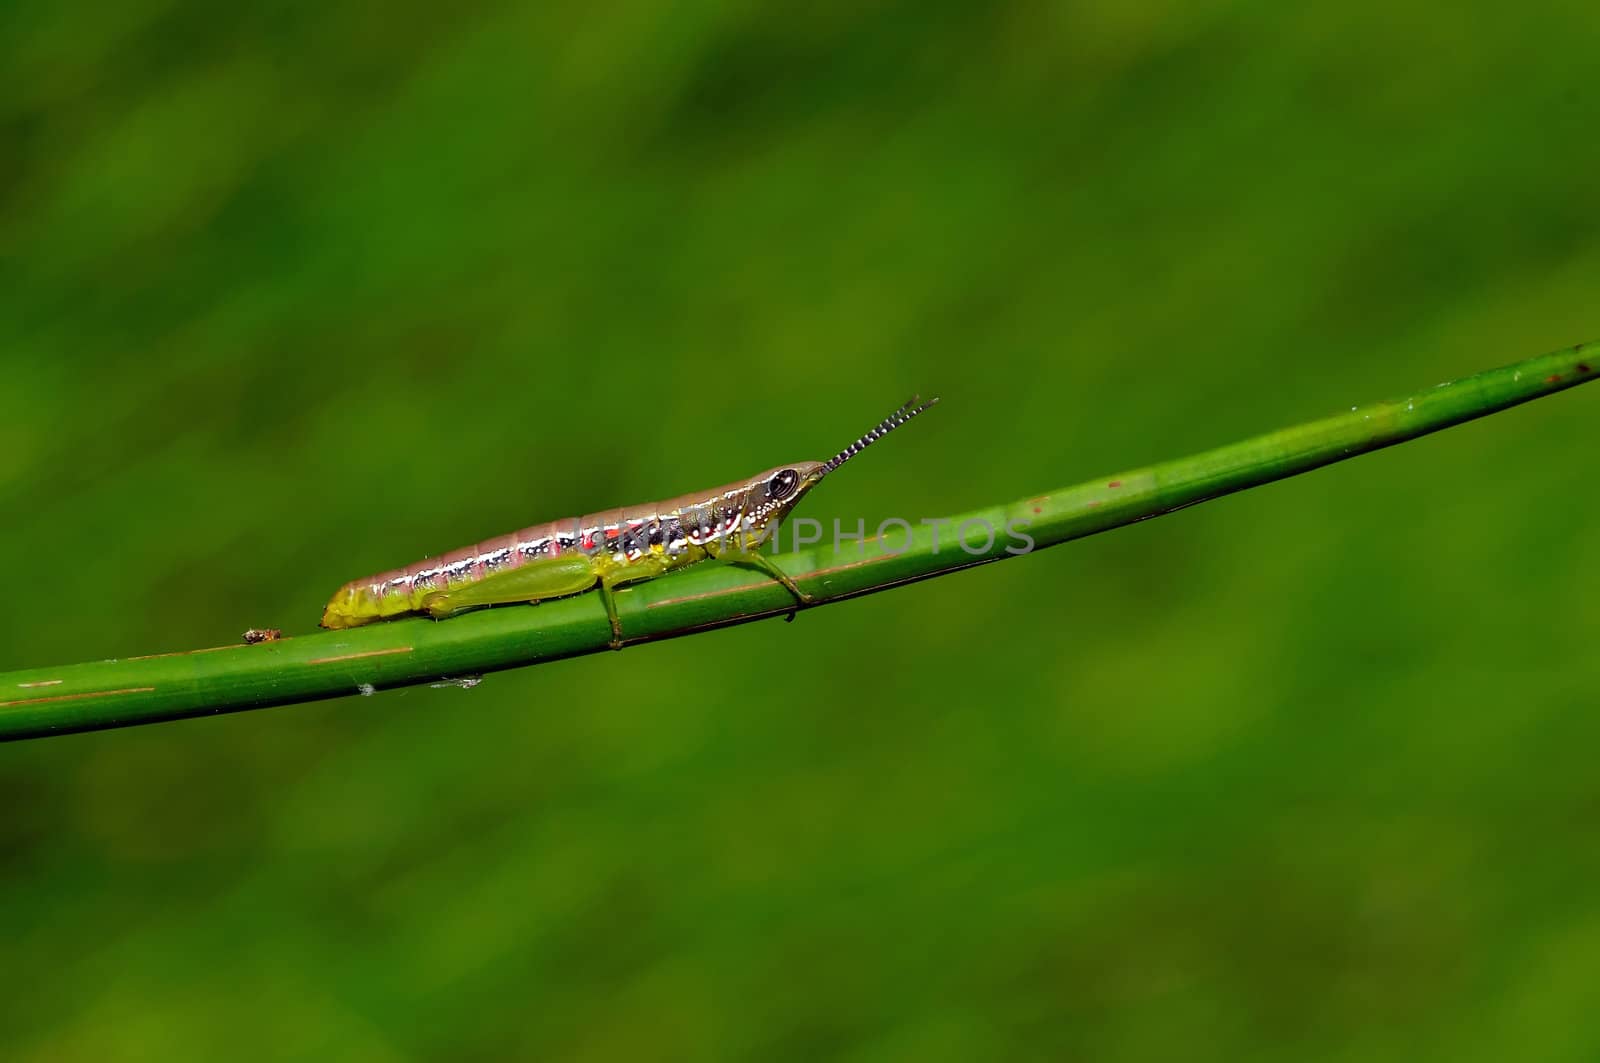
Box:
left=306, top=646, right=414, bottom=665
left=605, top=528, right=621, bottom=540
left=1547, top=374, right=1563, bottom=383
left=1578, top=363, right=1592, bottom=374
left=581, top=534, right=594, bottom=550
left=1107, top=480, right=1123, bottom=489
left=0, top=686, right=155, bottom=708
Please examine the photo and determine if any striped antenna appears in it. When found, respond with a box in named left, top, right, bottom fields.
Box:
left=820, top=395, right=940, bottom=477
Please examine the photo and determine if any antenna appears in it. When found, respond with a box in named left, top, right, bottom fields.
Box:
left=820, top=395, right=940, bottom=477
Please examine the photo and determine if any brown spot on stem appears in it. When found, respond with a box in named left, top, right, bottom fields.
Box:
left=649, top=585, right=748, bottom=610
left=127, top=645, right=238, bottom=661
left=1578, top=363, right=1592, bottom=374
left=1547, top=374, right=1564, bottom=383
left=1108, top=480, right=1123, bottom=489
left=650, top=553, right=904, bottom=613
left=307, top=646, right=414, bottom=665
left=0, top=686, right=155, bottom=709
left=811, top=556, right=892, bottom=579
left=1087, top=500, right=1102, bottom=508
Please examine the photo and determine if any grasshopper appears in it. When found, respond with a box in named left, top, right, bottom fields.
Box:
left=320, top=397, right=938, bottom=647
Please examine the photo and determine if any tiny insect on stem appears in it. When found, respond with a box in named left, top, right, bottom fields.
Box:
left=317, top=396, right=941, bottom=648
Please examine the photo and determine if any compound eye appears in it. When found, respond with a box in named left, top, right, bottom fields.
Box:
left=767, top=469, right=800, bottom=501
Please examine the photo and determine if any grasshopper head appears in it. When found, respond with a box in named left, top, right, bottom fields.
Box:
left=736, top=460, right=829, bottom=535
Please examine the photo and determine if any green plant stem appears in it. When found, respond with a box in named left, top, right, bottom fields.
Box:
left=4, top=341, right=1595, bottom=741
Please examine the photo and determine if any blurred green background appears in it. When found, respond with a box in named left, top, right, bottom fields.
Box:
left=3, top=1, right=1599, bottom=1058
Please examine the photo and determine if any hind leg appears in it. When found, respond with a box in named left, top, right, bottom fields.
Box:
left=599, top=556, right=673, bottom=650
left=421, top=555, right=598, bottom=618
